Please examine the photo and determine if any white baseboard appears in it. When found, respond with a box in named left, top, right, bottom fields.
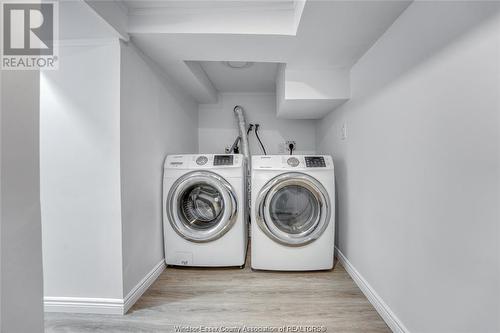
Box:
left=44, top=260, right=166, bottom=315
left=44, top=296, right=124, bottom=315
left=336, top=247, right=410, bottom=333
left=123, top=260, right=166, bottom=314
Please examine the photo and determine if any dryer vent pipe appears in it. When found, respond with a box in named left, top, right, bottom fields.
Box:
left=233, top=105, right=250, bottom=165
left=234, top=105, right=251, bottom=223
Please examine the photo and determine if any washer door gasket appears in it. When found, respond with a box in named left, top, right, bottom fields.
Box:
left=256, top=172, right=330, bottom=246
left=167, top=171, right=238, bottom=243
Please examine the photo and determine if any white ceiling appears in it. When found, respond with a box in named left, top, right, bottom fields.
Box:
left=58, top=1, right=118, bottom=40
left=124, top=0, right=411, bottom=102
left=124, top=0, right=304, bottom=35
left=123, top=1, right=297, bottom=10
left=81, top=0, right=412, bottom=105
left=198, top=61, right=278, bottom=93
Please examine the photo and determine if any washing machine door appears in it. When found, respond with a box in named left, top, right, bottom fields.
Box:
left=167, top=171, right=238, bottom=242
left=256, top=172, right=331, bottom=246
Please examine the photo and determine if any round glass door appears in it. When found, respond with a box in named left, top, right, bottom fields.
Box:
left=256, top=172, right=330, bottom=246
left=167, top=171, right=237, bottom=242
left=179, top=183, right=224, bottom=229
left=269, top=185, right=320, bottom=234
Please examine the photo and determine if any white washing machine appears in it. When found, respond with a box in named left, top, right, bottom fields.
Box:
left=251, top=155, right=335, bottom=271
left=163, top=154, right=247, bottom=267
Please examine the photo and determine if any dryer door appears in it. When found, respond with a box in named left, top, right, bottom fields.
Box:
left=167, top=171, right=238, bottom=242
left=256, top=172, right=330, bottom=246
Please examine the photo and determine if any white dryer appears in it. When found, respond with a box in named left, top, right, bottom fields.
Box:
left=163, top=154, right=247, bottom=267
left=251, top=155, right=335, bottom=271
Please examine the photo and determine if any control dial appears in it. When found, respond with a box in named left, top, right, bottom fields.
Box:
left=196, top=156, right=208, bottom=165
left=287, top=157, right=300, bottom=167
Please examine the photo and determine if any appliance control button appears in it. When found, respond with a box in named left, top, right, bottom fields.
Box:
left=287, top=157, right=300, bottom=167
left=196, top=156, right=208, bottom=165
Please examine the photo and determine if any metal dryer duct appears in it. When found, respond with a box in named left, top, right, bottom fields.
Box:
left=233, top=105, right=250, bottom=164
left=233, top=105, right=251, bottom=220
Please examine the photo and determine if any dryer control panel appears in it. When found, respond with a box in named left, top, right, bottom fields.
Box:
left=252, top=155, right=333, bottom=170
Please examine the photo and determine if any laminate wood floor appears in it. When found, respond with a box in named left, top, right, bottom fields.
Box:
left=45, top=255, right=390, bottom=333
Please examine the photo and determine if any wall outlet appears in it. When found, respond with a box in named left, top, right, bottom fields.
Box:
left=286, top=140, right=296, bottom=154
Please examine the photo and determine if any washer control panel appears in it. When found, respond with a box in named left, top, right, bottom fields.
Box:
left=213, top=155, right=234, bottom=166
left=165, top=154, right=243, bottom=169
left=305, top=156, right=326, bottom=168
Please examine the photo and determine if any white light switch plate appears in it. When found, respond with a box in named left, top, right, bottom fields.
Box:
left=341, top=122, right=348, bottom=140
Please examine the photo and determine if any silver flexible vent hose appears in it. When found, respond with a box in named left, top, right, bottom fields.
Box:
left=233, top=105, right=250, bottom=167
left=233, top=105, right=251, bottom=223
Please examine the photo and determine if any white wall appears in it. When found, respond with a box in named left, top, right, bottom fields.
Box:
left=41, top=39, right=199, bottom=308
left=120, top=41, right=198, bottom=295
left=199, top=93, right=316, bottom=155
left=1, top=70, right=44, bottom=332
left=316, top=2, right=500, bottom=332
left=40, top=41, right=123, bottom=299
